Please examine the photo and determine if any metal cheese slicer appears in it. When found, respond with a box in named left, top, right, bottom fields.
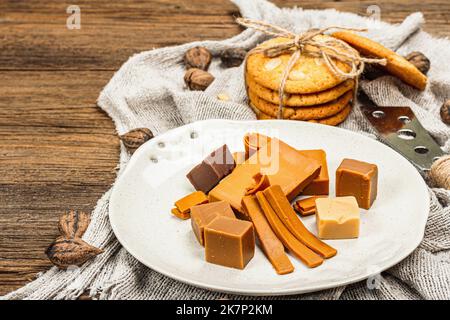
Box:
left=358, top=91, right=445, bottom=172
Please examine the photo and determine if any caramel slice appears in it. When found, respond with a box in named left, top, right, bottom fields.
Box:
left=294, top=196, right=327, bottom=217
left=255, top=191, right=323, bottom=268
left=242, top=196, right=294, bottom=275
left=174, top=191, right=208, bottom=215
left=171, top=208, right=191, bottom=220
left=263, top=185, right=337, bottom=259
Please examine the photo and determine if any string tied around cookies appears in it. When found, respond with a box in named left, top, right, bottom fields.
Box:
left=237, top=17, right=388, bottom=120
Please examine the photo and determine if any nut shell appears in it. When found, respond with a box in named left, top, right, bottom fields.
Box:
left=184, top=68, right=215, bottom=91
left=59, top=210, right=90, bottom=239
left=405, top=51, right=430, bottom=75
left=184, top=46, right=212, bottom=70
left=45, top=237, right=103, bottom=268
left=440, top=100, right=450, bottom=125
left=220, top=48, right=247, bottom=68
left=119, top=128, right=154, bottom=154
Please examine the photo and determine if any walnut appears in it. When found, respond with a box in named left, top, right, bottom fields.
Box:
left=119, top=128, right=154, bottom=154
left=405, top=51, right=430, bottom=75
left=184, top=46, right=212, bottom=71
left=184, top=68, right=215, bottom=91
left=440, top=100, right=450, bottom=125
left=220, top=48, right=247, bottom=68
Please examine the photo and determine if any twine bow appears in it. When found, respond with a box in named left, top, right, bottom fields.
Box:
left=237, top=18, right=387, bottom=119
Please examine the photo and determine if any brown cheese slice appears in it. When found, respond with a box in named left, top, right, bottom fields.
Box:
left=174, top=191, right=208, bottom=214
left=171, top=208, right=191, bottom=220
left=209, top=139, right=321, bottom=213
left=245, top=173, right=270, bottom=196
left=263, top=185, right=337, bottom=259
left=255, top=192, right=323, bottom=268
left=298, top=150, right=329, bottom=195
left=294, top=196, right=327, bottom=217
left=243, top=133, right=271, bottom=159
left=241, top=195, right=294, bottom=275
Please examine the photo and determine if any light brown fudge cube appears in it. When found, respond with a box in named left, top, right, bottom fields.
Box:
left=204, top=216, right=255, bottom=269
left=190, top=201, right=235, bottom=246
left=316, top=197, right=360, bottom=239
left=336, top=158, right=378, bottom=209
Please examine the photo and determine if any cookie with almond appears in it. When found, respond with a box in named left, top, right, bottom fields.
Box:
left=246, top=36, right=355, bottom=94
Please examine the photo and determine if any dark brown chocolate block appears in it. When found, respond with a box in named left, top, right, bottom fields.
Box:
left=204, top=144, right=235, bottom=176
left=186, top=144, right=235, bottom=193
left=336, top=158, right=378, bottom=209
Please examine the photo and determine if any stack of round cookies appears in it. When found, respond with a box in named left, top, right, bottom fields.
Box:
left=245, top=36, right=356, bottom=126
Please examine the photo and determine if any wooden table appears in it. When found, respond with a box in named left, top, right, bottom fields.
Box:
left=0, top=0, right=449, bottom=297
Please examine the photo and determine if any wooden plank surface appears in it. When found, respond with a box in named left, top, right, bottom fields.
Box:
left=0, top=0, right=449, bottom=297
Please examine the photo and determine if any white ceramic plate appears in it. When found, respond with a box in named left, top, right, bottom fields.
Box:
left=109, top=120, right=428, bottom=296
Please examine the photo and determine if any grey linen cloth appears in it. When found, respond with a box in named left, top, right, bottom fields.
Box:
left=4, top=0, right=450, bottom=300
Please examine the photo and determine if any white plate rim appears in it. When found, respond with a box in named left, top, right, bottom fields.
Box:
left=109, top=119, right=429, bottom=296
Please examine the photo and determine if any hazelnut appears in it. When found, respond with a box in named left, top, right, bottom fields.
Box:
left=440, top=100, right=450, bottom=125
left=184, top=46, right=212, bottom=71
left=220, top=48, right=247, bottom=68
left=184, top=68, right=215, bottom=91
left=405, top=51, right=430, bottom=75
left=119, top=128, right=154, bottom=154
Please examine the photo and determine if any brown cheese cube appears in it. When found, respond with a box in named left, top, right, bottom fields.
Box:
left=336, top=158, right=378, bottom=209
left=190, top=201, right=235, bottom=246
left=186, top=162, right=221, bottom=194
left=298, top=150, right=329, bottom=195
left=204, top=216, right=255, bottom=269
left=316, top=197, right=360, bottom=239
left=186, top=145, right=235, bottom=193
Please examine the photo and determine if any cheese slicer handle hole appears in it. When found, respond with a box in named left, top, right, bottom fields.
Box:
left=397, top=129, right=416, bottom=140
left=371, top=110, right=385, bottom=118
left=398, top=116, right=411, bottom=123
left=414, top=146, right=429, bottom=154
